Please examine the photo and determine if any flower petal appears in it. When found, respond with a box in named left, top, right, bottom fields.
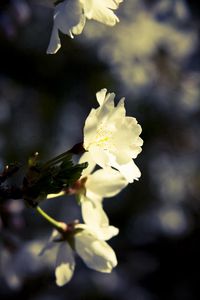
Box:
left=81, top=196, right=107, bottom=225
left=55, top=242, right=75, bottom=286
left=80, top=194, right=119, bottom=240
left=75, top=222, right=118, bottom=241
left=79, top=152, right=96, bottom=177
left=82, top=0, right=120, bottom=26
left=47, top=25, right=61, bottom=54
left=96, top=88, right=107, bottom=105
left=47, top=0, right=84, bottom=54
left=72, top=14, right=86, bottom=35
left=89, top=146, right=110, bottom=169
left=75, top=229, right=117, bottom=272
left=54, top=0, right=83, bottom=35
left=83, top=109, right=98, bottom=149
left=112, top=159, right=141, bottom=183
left=86, top=167, right=128, bottom=197
left=97, top=225, right=119, bottom=240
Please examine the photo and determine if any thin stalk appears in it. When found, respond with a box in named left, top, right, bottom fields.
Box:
left=36, top=206, right=66, bottom=232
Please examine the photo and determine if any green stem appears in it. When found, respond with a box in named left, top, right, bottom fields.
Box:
left=36, top=206, right=66, bottom=232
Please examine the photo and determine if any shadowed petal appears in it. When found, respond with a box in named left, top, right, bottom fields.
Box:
left=55, top=242, right=75, bottom=286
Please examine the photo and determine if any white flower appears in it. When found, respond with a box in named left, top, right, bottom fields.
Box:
left=78, top=152, right=128, bottom=240
left=83, top=89, right=143, bottom=183
left=47, top=0, right=123, bottom=54
left=41, top=224, right=117, bottom=286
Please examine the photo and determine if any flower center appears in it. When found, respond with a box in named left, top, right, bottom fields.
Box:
left=93, top=125, right=114, bottom=150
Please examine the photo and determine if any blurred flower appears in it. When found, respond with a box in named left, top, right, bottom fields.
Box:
left=41, top=223, right=117, bottom=286
left=1, top=239, right=49, bottom=290
left=83, top=88, right=143, bottom=182
left=129, top=203, right=191, bottom=246
left=83, top=0, right=197, bottom=98
left=157, top=205, right=190, bottom=236
left=78, top=152, right=127, bottom=240
left=149, top=153, right=196, bottom=204
left=47, top=0, right=123, bottom=53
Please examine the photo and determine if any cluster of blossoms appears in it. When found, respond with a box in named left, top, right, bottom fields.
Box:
left=44, top=89, right=143, bottom=285
left=0, top=0, right=143, bottom=288
left=47, top=0, right=123, bottom=54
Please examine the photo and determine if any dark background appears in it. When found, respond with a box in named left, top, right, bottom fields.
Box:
left=1, top=0, right=200, bottom=299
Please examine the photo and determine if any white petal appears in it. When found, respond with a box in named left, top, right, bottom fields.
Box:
left=47, top=25, right=61, bottom=54
left=86, top=167, right=128, bottom=197
left=72, top=14, right=86, bottom=35
left=47, top=0, right=83, bottom=54
left=81, top=196, right=119, bottom=240
left=112, top=118, right=143, bottom=162
left=109, top=97, right=126, bottom=121
left=96, top=225, right=119, bottom=240
left=112, top=159, right=141, bottom=183
left=96, top=93, right=115, bottom=122
left=89, top=0, right=123, bottom=10
left=83, top=109, right=98, bottom=150
left=96, top=88, right=107, bottom=105
left=55, top=242, right=75, bottom=286
left=75, top=222, right=118, bottom=240
left=54, top=0, right=83, bottom=34
left=89, top=146, right=110, bottom=169
left=79, top=152, right=96, bottom=177
left=75, top=229, right=117, bottom=272
left=82, top=0, right=120, bottom=26
left=81, top=196, right=108, bottom=227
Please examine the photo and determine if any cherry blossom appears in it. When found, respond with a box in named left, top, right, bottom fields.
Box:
left=47, top=0, right=123, bottom=54
left=83, top=89, right=143, bottom=182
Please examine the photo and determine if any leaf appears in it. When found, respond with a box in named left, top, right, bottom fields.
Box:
left=23, top=152, right=88, bottom=206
